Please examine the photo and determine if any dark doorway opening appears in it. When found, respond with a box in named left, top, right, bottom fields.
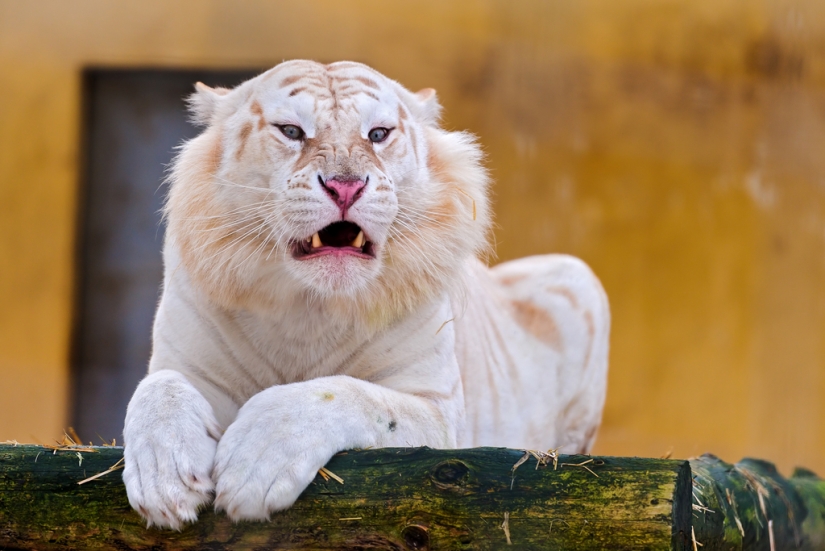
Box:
left=72, top=69, right=260, bottom=442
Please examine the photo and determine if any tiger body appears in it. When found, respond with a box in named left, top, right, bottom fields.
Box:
left=123, top=60, right=609, bottom=528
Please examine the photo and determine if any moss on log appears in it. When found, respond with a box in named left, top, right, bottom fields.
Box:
left=6, top=444, right=825, bottom=550
left=690, top=454, right=825, bottom=550
left=0, top=444, right=691, bottom=550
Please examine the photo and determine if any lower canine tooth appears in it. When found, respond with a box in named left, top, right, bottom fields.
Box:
left=311, top=233, right=322, bottom=248
left=352, top=230, right=365, bottom=248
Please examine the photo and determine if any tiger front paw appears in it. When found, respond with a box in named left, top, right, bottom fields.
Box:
left=212, top=385, right=338, bottom=521
left=122, top=370, right=222, bottom=529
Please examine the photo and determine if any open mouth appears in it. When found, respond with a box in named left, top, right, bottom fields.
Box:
left=292, top=221, right=375, bottom=260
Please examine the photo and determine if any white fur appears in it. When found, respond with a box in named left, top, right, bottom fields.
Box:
left=122, top=60, right=609, bottom=529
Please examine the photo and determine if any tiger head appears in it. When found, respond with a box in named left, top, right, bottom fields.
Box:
left=167, top=60, right=490, bottom=323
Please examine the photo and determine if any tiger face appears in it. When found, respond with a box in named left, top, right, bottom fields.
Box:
left=168, top=60, right=489, bottom=320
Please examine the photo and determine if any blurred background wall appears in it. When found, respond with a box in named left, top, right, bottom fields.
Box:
left=2, top=0, right=825, bottom=474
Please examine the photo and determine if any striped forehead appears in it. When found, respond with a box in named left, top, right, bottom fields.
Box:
left=250, top=62, right=409, bottom=139
left=270, top=63, right=388, bottom=103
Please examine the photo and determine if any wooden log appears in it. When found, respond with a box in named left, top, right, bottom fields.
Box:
left=0, top=444, right=691, bottom=550
left=690, top=454, right=825, bottom=550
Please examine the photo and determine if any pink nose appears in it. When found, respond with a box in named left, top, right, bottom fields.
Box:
left=322, top=177, right=366, bottom=217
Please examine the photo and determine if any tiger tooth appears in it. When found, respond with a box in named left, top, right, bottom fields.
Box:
left=352, top=230, right=365, bottom=248
left=311, top=232, right=322, bottom=248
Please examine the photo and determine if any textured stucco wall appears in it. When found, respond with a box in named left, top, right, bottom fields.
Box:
left=2, top=0, right=824, bottom=474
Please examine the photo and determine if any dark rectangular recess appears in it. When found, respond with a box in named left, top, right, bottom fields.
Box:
left=72, top=68, right=261, bottom=442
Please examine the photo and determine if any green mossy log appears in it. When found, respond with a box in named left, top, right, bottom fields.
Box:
left=0, top=444, right=691, bottom=550
left=690, top=454, right=825, bottom=550
left=5, top=444, right=825, bottom=550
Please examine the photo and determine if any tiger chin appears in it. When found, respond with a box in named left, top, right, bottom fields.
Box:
left=122, top=60, right=610, bottom=529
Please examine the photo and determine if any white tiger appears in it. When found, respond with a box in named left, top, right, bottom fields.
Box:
left=122, top=60, right=610, bottom=529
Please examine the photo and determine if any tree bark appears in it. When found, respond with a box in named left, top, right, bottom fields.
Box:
left=0, top=444, right=691, bottom=550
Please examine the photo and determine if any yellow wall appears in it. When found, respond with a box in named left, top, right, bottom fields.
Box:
left=2, top=0, right=825, bottom=474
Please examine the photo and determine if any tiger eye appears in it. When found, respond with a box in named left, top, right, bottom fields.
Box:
left=278, top=124, right=305, bottom=140
left=368, top=127, right=390, bottom=143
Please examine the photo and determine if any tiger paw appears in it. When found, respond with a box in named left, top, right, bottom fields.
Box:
left=122, top=370, right=222, bottom=529
left=212, top=386, right=337, bottom=521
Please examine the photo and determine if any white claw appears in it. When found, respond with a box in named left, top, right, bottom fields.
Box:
left=352, top=231, right=365, bottom=249
left=311, top=233, right=322, bottom=248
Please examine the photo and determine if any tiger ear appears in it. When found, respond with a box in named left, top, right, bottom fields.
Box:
left=413, top=87, right=442, bottom=126
left=187, top=82, right=231, bottom=127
